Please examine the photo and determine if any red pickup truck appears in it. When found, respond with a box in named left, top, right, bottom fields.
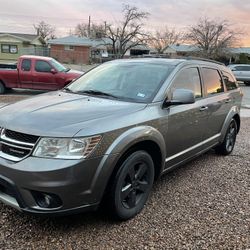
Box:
left=0, top=55, right=83, bottom=94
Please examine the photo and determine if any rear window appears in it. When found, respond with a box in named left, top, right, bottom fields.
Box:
left=202, top=68, right=224, bottom=96
left=222, top=71, right=238, bottom=91
left=21, top=59, right=31, bottom=71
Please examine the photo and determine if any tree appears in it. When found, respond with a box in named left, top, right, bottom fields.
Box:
left=75, top=22, right=106, bottom=38
left=186, top=17, right=240, bottom=58
left=105, top=4, right=149, bottom=58
left=34, top=21, right=56, bottom=41
left=149, top=27, right=180, bottom=54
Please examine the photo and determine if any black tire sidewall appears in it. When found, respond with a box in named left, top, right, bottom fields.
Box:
left=221, top=119, right=237, bottom=154
left=0, top=82, right=5, bottom=94
left=112, top=150, right=155, bottom=220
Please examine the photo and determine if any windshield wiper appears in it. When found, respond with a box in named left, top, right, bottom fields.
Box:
left=63, top=87, right=74, bottom=93
left=77, top=90, right=118, bottom=98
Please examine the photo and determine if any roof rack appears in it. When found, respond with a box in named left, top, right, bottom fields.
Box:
left=184, top=56, right=225, bottom=65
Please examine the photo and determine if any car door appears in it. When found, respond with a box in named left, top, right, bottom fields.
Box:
left=32, top=60, right=57, bottom=90
left=19, top=59, right=33, bottom=89
left=200, top=67, right=230, bottom=143
left=232, top=65, right=250, bottom=82
left=164, top=67, right=208, bottom=168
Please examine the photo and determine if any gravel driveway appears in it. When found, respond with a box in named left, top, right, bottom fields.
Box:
left=0, top=95, right=249, bottom=250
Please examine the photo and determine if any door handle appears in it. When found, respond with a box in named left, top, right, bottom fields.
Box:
left=199, top=106, right=208, bottom=111
left=225, top=98, right=231, bottom=103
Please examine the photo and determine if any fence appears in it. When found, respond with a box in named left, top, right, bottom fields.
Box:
left=20, top=47, right=50, bottom=57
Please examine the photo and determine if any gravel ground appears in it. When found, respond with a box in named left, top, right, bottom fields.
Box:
left=0, top=95, right=249, bottom=250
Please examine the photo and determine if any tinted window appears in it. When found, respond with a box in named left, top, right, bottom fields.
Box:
left=222, top=71, right=238, bottom=91
left=171, top=67, right=202, bottom=98
left=21, top=59, right=31, bottom=71
left=235, top=66, right=250, bottom=71
left=35, top=60, right=52, bottom=72
left=202, top=68, right=224, bottom=96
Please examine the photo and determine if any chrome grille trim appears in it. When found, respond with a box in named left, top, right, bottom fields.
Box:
left=1, top=133, right=35, bottom=147
left=0, top=128, right=39, bottom=162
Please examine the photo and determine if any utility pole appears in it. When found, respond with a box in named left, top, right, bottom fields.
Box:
left=88, top=15, right=91, bottom=38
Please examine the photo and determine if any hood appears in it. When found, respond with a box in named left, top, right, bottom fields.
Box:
left=67, top=69, right=84, bottom=76
left=0, top=91, right=146, bottom=137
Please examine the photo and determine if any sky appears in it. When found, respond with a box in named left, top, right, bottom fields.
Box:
left=0, top=0, right=250, bottom=46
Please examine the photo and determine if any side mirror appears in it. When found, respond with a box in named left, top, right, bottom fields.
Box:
left=51, top=68, right=57, bottom=74
left=164, top=88, right=195, bottom=107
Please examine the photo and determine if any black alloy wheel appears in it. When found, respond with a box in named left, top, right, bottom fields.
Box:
left=215, top=119, right=237, bottom=155
left=110, top=150, right=154, bottom=220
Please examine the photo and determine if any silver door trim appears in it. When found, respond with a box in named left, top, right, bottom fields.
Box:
left=165, top=133, right=221, bottom=162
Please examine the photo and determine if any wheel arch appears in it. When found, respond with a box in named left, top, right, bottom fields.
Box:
left=220, top=106, right=241, bottom=143
left=90, top=126, right=166, bottom=204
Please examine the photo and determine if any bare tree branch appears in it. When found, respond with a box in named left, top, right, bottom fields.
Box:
left=148, top=26, right=181, bottom=54
left=104, top=4, right=149, bottom=58
left=185, top=17, right=242, bottom=58
left=74, top=23, right=106, bottom=38
left=33, top=21, right=56, bottom=41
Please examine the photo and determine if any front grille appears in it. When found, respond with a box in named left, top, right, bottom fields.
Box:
left=5, top=129, right=39, bottom=144
left=1, top=144, right=31, bottom=158
left=0, top=128, right=39, bottom=162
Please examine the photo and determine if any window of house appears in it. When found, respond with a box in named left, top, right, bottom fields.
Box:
left=21, top=59, right=31, bottom=71
left=35, top=60, right=52, bottom=73
left=222, top=71, right=238, bottom=91
left=1, top=44, right=18, bottom=54
left=171, top=67, right=202, bottom=99
left=65, top=45, right=74, bottom=51
left=202, top=68, right=224, bottom=96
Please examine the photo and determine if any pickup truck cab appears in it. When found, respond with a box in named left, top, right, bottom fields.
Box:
left=0, top=55, right=83, bottom=93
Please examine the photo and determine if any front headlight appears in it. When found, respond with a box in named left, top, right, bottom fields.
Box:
left=33, top=135, right=102, bottom=159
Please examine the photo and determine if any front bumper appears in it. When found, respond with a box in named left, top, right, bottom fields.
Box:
left=0, top=155, right=114, bottom=215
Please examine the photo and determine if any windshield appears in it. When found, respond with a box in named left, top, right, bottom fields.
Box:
left=50, top=59, right=67, bottom=72
left=67, top=62, right=174, bottom=103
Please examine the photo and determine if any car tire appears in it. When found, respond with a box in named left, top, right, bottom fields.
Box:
left=109, top=150, right=155, bottom=220
left=215, top=119, right=237, bottom=155
left=0, top=81, right=5, bottom=94
left=244, top=81, right=250, bottom=86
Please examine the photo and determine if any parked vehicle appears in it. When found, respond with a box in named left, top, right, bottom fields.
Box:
left=0, top=55, right=83, bottom=93
left=0, top=58, right=242, bottom=220
left=228, top=64, right=250, bottom=86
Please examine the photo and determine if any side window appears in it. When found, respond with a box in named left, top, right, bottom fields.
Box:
left=171, top=67, right=202, bottom=99
left=35, top=60, right=52, bottom=73
left=202, top=68, right=224, bottom=96
left=21, top=59, right=31, bottom=71
left=222, top=71, right=238, bottom=91
left=235, top=66, right=250, bottom=71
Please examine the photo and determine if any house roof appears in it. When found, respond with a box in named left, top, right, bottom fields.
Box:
left=48, top=35, right=92, bottom=46
left=0, top=32, right=41, bottom=42
left=48, top=36, right=150, bottom=50
left=168, top=44, right=199, bottom=52
left=229, top=47, right=250, bottom=54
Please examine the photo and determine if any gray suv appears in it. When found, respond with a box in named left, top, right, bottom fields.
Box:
left=0, top=58, right=242, bottom=220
